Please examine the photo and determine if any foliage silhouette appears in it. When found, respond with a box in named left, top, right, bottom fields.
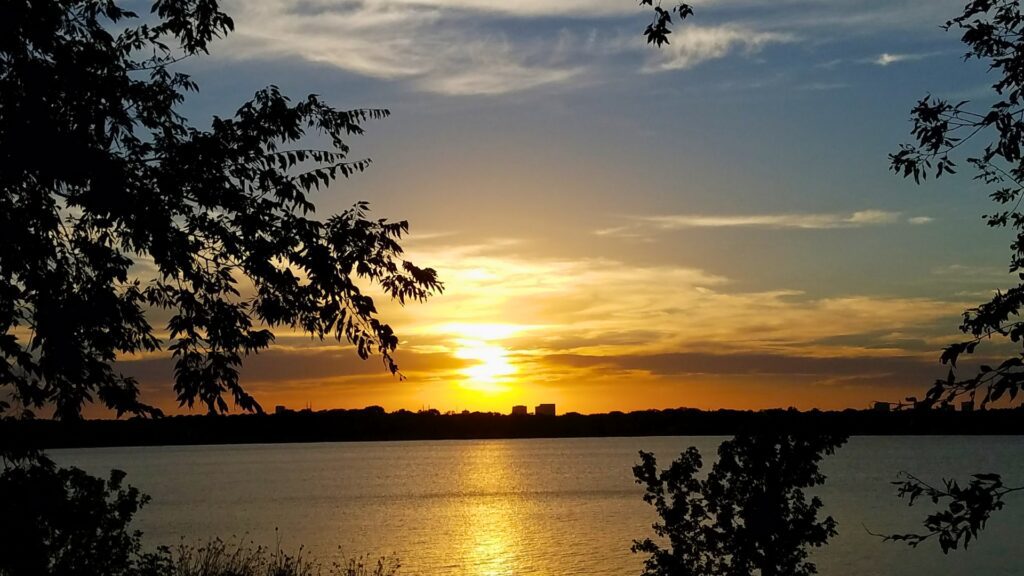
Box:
left=876, top=471, right=1024, bottom=553
left=0, top=454, right=402, bottom=576
left=636, top=0, right=1024, bottom=555
left=885, top=0, right=1024, bottom=553
left=890, top=1, right=1024, bottom=411
left=137, top=538, right=400, bottom=576
left=639, top=1, right=694, bottom=47
left=0, top=456, right=148, bottom=576
left=1, top=1, right=438, bottom=573
left=632, top=433, right=845, bottom=576
left=0, top=0, right=441, bottom=423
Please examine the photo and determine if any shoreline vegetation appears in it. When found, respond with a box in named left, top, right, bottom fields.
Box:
left=139, top=540, right=399, bottom=576
left=12, top=406, right=1024, bottom=450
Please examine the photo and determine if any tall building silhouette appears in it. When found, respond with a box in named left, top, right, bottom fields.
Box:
left=535, top=403, right=556, bottom=417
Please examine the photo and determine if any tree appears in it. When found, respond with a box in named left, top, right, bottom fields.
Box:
left=0, top=0, right=441, bottom=423
left=0, top=455, right=150, bottom=576
left=891, top=0, right=1024, bottom=411
left=635, top=0, right=1024, bottom=554
left=2, top=1, right=441, bottom=572
left=885, top=0, right=1024, bottom=552
left=632, top=433, right=845, bottom=576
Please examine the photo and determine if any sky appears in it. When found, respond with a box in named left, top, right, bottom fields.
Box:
left=113, top=0, right=1019, bottom=415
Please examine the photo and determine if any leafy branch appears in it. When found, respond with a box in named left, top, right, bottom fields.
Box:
left=875, top=472, right=1024, bottom=553
left=639, top=0, right=693, bottom=47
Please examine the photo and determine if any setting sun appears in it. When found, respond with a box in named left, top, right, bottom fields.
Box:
left=453, top=339, right=516, bottom=393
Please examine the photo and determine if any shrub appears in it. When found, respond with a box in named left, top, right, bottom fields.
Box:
left=633, top=433, right=846, bottom=576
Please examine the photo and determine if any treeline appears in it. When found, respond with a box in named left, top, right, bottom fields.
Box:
left=8, top=406, right=1024, bottom=449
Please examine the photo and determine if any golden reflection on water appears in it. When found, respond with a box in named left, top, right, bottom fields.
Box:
left=465, top=501, right=516, bottom=576
left=456, top=442, right=525, bottom=576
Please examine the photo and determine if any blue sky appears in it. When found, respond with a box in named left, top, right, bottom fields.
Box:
left=117, top=0, right=1021, bottom=414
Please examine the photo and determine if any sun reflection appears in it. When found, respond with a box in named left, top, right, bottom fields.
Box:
left=466, top=503, right=516, bottom=576
left=457, top=442, right=524, bottom=576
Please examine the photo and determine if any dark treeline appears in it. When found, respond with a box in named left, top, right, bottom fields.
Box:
left=9, top=406, right=1024, bottom=449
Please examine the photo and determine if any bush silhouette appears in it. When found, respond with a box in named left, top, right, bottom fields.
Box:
left=633, top=433, right=845, bottom=576
left=0, top=457, right=147, bottom=576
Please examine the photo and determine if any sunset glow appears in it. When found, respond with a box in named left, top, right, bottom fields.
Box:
left=454, top=339, right=516, bottom=393
left=97, top=0, right=1008, bottom=417
left=14, top=2, right=1024, bottom=576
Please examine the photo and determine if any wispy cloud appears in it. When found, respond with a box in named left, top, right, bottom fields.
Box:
left=931, top=264, right=1011, bottom=280
left=796, top=81, right=850, bottom=91
left=871, top=52, right=933, bottom=66
left=209, top=0, right=966, bottom=95
left=643, top=26, right=795, bottom=72
left=375, top=0, right=633, bottom=17
left=596, top=210, right=930, bottom=237
left=218, top=0, right=585, bottom=95
left=387, top=240, right=964, bottom=361
left=750, top=1, right=962, bottom=34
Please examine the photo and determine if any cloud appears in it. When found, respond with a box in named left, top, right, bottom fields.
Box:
left=415, top=53, right=582, bottom=95
left=388, top=240, right=967, bottom=361
left=119, top=345, right=471, bottom=387
left=111, top=237, right=972, bottom=414
left=218, top=0, right=585, bottom=95
left=599, top=210, right=905, bottom=235
left=931, top=264, right=1012, bottom=282
left=595, top=211, right=939, bottom=237
left=546, top=351, right=936, bottom=379
left=207, top=0, right=964, bottom=96
left=643, top=26, right=795, bottom=72
left=373, top=241, right=968, bottom=410
left=365, top=0, right=632, bottom=17
left=796, top=81, right=850, bottom=91
left=872, top=52, right=933, bottom=66
left=747, top=1, right=963, bottom=34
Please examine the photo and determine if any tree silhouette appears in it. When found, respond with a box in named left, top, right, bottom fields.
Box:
left=885, top=0, right=1024, bottom=552
left=877, top=471, right=1024, bottom=553
left=2, top=1, right=440, bottom=571
left=891, top=0, right=1024, bottom=411
left=633, top=433, right=845, bottom=576
left=0, top=0, right=441, bottom=422
left=635, top=0, right=1024, bottom=555
left=0, top=455, right=149, bottom=576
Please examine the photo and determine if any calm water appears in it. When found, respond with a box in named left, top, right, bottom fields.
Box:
left=52, top=436, right=1024, bottom=576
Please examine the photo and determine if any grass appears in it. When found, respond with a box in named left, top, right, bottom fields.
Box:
left=139, top=538, right=400, bottom=576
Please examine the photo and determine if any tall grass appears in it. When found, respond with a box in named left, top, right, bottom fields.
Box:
left=139, top=539, right=399, bottom=576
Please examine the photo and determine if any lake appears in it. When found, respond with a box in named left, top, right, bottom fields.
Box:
left=51, top=436, right=1024, bottom=576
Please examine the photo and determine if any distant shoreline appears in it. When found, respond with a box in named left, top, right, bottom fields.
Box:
left=10, top=406, right=1024, bottom=450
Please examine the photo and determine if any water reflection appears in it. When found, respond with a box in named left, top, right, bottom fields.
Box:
left=47, top=437, right=1024, bottom=576
left=464, top=500, right=517, bottom=576
left=455, top=442, right=523, bottom=576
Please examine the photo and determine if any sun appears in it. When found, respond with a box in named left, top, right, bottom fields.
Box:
left=454, top=339, right=516, bottom=393
left=444, top=322, right=525, bottom=394
left=433, top=322, right=528, bottom=395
